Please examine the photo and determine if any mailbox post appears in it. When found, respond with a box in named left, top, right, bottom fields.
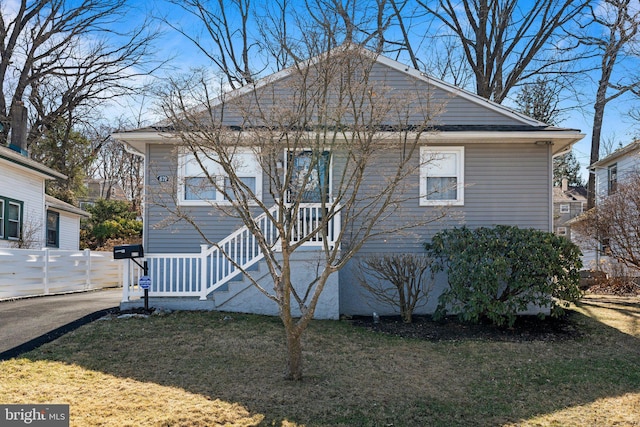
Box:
left=113, top=244, right=150, bottom=312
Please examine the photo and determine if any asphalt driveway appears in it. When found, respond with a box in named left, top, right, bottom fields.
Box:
left=0, top=288, right=122, bottom=359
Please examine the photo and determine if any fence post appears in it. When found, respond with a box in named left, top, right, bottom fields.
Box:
left=84, top=249, right=91, bottom=290
left=199, top=244, right=208, bottom=300
left=42, top=248, right=49, bottom=295
left=121, top=260, right=130, bottom=302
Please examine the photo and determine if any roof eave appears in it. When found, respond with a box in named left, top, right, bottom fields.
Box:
left=112, top=128, right=584, bottom=156
left=0, top=146, right=67, bottom=180
left=45, top=195, right=91, bottom=218
left=589, top=141, right=640, bottom=169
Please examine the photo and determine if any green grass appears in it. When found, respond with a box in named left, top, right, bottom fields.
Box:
left=0, top=295, right=639, bottom=426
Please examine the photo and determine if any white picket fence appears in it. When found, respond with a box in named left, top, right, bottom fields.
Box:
left=0, top=248, right=122, bottom=299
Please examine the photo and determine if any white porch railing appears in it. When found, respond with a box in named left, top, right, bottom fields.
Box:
left=122, top=203, right=340, bottom=301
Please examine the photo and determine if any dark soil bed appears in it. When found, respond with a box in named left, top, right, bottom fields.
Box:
left=349, top=312, right=583, bottom=342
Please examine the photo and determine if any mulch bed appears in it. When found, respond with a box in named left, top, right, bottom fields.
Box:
left=350, top=282, right=639, bottom=342
left=349, top=312, right=583, bottom=342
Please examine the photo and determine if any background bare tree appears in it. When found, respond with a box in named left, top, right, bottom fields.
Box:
left=0, top=0, right=160, bottom=150
left=572, top=171, right=640, bottom=273
left=87, top=123, right=144, bottom=213
left=571, top=0, right=640, bottom=208
left=156, top=46, right=448, bottom=380
left=414, top=0, right=589, bottom=103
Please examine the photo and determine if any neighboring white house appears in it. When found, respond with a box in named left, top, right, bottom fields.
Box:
left=0, top=145, right=90, bottom=250
left=591, top=140, right=640, bottom=202
left=577, top=140, right=640, bottom=272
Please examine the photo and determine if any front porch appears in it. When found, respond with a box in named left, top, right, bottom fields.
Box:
left=119, top=203, right=341, bottom=319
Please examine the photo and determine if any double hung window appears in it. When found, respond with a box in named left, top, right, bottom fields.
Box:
left=420, top=147, right=464, bottom=206
left=607, top=164, right=617, bottom=195
left=46, top=210, right=60, bottom=247
left=0, top=197, right=23, bottom=240
left=179, top=149, right=262, bottom=205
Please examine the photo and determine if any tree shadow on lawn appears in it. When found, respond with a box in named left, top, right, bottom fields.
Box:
left=572, top=294, right=639, bottom=349
left=17, top=300, right=640, bottom=427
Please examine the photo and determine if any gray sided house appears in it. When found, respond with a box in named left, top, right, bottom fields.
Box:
left=114, top=48, right=584, bottom=319
left=553, top=180, right=587, bottom=240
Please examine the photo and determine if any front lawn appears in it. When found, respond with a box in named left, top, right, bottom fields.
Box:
left=1, top=295, right=639, bottom=426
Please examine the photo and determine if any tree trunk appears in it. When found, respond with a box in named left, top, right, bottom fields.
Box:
left=284, top=326, right=304, bottom=381
left=587, top=86, right=607, bottom=209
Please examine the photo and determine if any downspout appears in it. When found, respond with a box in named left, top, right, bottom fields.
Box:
left=547, top=145, right=554, bottom=233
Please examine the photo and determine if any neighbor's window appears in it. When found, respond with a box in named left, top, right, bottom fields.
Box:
left=560, top=204, right=570, bottom=214
left=0, top=196, right=23, bottom=240
left=178, top=148, right=262, bottom=205
left=420, top=147, right=464, bottom=206
left=46, top=210, right=60, bottom=248
left=556, top=227, right=567, bottom=236
left=608, top=164, right=617, bottom=195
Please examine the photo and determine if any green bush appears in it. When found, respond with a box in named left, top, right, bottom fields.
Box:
left=426, top=225, right=583, bottom=327
left=81, top=199, right=142, bottom=250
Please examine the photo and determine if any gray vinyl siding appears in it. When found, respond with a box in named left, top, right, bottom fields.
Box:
left=339, top=142, right=551, bottom=256
left=145, top=144, right=271, bottom=253
left=210, top=61, right=527, bottom=129
left=368, top=63, right=524, bottom=126
left=146, top=141, right=551, bottom=254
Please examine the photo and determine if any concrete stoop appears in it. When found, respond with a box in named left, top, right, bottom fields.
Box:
left=120, top=297, right=215, bottom=311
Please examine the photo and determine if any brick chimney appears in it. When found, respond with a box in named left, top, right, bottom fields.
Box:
left=9, top=101, right=28, bottom=156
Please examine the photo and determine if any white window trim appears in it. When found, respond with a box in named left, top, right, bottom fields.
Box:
left=178, top=148, right=262, bottom=206
left=7, top=201, right=20, bottom=239
left=559, top=204, right=570, bottom=214
left=420, top=146, right=465, bottom=206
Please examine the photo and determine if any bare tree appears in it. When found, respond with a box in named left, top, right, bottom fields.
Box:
left=0, top=0, right=160, bottom=148
left=572, top=0, right=640, bottom=208
left=159, top=0, right=256, bottom=89
left=572, top=171, right=640, bottom=273
left=87, top=122, right=144, bottom=213
left=12, top=211, right=42, bottom=249
left=156, top=46, right=448, bottom=380
left=161, top=0, right=421, bottom=86
left=358, top=253, right=435, bottom=323
left=415, top=0, right=590, bottom=103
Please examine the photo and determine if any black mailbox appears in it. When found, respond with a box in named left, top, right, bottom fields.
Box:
left=113, top=244, right=144, bottom=259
